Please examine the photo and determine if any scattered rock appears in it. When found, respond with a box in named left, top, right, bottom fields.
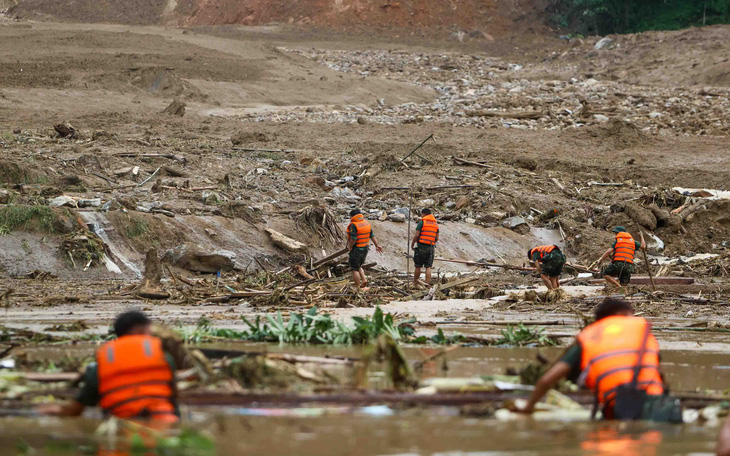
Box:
left=454, top=196, right=471, bottom=210
left=48, top=195, right=77, bottom=208
left=231, top=131, right=270, bottom=145
left=594, top=37, right=617, bottom=50
left=503, top=216, right=530, bottom=234
left=0, top=190, right=10, bottom=204
left=163, top=243, right=235, bottom=273
left=388, top=213, right=406, bottom=223
left=54, top=122, right=77, bottom=139
left=77, top=198, right=101, bottom=208
left=163, top=99, right=186, bottom=117
left=512, top=156, right=538, bottom=171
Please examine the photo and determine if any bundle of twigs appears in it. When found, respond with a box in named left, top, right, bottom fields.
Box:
left=295, top=204, right=343, bottom=245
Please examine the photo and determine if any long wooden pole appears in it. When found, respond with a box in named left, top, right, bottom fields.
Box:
left=640, top=231, right=657, bottom=292
left=407, top=188, right=413, bottom=285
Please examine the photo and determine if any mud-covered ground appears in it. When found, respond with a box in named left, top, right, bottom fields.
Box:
left=0, top=20, right=728, bottom=322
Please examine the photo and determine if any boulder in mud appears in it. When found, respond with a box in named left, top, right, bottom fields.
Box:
left=54, top=122, right=77, bottom=139
left=512, top=156, right=537, bottom=171
left=163, top=243, right=235, bottom=273
left=162, top=99, right=186, bottom=117
left=594, top=37, right=617, bottom=50
left=231, top=130, right=271, bottom=145
left=503, top=216, right=530, bottom=234
left=625, top=203, right=657, bottom=231
left=0, top=190, right=10, bottom=204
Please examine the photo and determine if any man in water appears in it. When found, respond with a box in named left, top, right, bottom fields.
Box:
left=40, top=311, right=179, bottom=422
left=513, top=298, right=679, bottom=421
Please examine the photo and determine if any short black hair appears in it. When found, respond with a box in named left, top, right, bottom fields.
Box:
left=594, top=297, right=634, bottom=321
left=421, top=208, right=431, bottom=215
left=349, top=209, right=361, bottom=217
left=527, top=248, right=533, bottom=259
left=114, top=310, right=151, bottom=337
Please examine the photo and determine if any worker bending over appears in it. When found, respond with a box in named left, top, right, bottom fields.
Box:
left=40, top=311, right=179, bottom=423
left=596, top=226, right=644, bottom=288
left=347, top=209, right=383, bottom=289
left=527, top=244, right=566, bottom=290
left=411, top=208, right=439, bottom=287
left=514, top=297, right=681, bottom=422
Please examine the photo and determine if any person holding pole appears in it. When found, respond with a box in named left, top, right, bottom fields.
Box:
left=411, top=208, right=439, bottom=288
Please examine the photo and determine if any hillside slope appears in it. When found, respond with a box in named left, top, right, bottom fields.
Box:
left=10, top=0, right=551, bottom=39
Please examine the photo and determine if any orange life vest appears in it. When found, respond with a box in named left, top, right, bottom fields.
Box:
left=418, top=214, right=439, bottom=245
left=577, top=316, right=664, bottom=407
left=97, top=335, right=177, bottom=421
left=529, top=245, right=557, bottom=260
left=347, top=214, right=372, bottom=248
left=613, top=232, right=636, bottom=264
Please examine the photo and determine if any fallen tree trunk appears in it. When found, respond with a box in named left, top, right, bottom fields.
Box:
left=265, top=229, right=307, bottom=253
left=435, top=257, right=534, bottom=271
left=466, top=110, right=542, bottom=119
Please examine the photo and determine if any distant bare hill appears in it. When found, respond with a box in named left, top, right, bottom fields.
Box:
left=9, top=0, right=551, bottom=40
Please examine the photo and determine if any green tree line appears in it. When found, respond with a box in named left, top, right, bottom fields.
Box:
left=550, top=0, right=730, bottom=35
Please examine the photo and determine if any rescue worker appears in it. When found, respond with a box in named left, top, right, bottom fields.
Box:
left=40, top=311, right=178, bottom=422
left=718, top=415, right=730, bottom=456
left=527, top=244, right=566, bottom=290
left=411, top=208, right=439, bottom=287
left=347, top=209, right=383, bottom=289
left=513, top=298, right=679, bottom=422
left=596, top=226, right=644, bottom=288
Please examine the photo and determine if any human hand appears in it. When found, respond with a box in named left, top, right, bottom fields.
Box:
left=508, top=399, right=535, bottom=414
left=36, top=403, right=63, bottom=416
left=376, top=246, right=384, bottom=254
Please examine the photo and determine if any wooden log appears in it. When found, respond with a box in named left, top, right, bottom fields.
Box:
left=466, top=110, right=542, bottom=119
left=265, top=228, right=307, bottom=253
left=452, top=157, right=492, bottom=169
left=404, top=275, right=479, bottom=301
left=435, top=257, right=535, bottom=271
left=310, top=247, right=349, bottom=269
left=588, top=276, right=694, bottom=285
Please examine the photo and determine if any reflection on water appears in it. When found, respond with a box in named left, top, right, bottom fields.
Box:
left=0, top=412, right=719, bottom=456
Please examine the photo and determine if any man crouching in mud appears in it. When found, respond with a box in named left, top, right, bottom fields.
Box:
left=346, top=209, right=383, bottom=290
left=512, top=298, right=682, bottom=422
left=39, top=311, right=179, bottom=423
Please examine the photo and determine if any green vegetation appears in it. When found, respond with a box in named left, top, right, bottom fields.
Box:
left=551, top=0, right=730, bottom=34
left=496, top=324, right=558, bottom=347
left=0, top=205, right=58, bottom=234
left=125, top=216, right=150, bottom=238
left=185, top=308, right=557, bottom=347
left=187, top=306, right=413, bottom=344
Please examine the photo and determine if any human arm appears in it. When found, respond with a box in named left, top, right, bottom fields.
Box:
left=513, top=361, right=572, bottom=413
left=39, top=363, right=98, bottom=417
left=717, top=415, right=730, bottom=456
left=371, top=235, right=384, bottom=254
left=597, top=247, right=614, bottom=265
left=38, top=400, right=85, bottom=417
left=411, top=221, right=423, bottom=250
left=347, top=225, right=356, bottom=251
left=638, top=232, right=647, bottom=251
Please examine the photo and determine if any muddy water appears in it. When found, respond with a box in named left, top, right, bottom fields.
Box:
left=17, top=342, right=729, bottom=393
left=4, top=343, right=728, bottom=455
left=0, top=413, right=720, bottom=455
